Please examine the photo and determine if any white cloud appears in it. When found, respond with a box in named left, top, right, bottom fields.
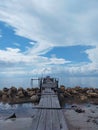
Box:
left=0, top=0, right=98, bottom=76
left=0, top=47, right=69, bottom=66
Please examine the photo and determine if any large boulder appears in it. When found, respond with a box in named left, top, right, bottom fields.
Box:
left=18, top=87, right=24, bottom=92
left=2, top=94, right=8, bottom=102
left=31, top=95, right=39, bottom=102
left=17, top=90, right=25, bottom=98
left=11, top=86, right=17, bottom=93
left=28, top=90, right=36, bottom=97
left=8, top=87, right=17, bottom=98
left=26, top=88, right=31, bottom=92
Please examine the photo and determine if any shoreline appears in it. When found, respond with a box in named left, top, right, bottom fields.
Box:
left=0, top=103, right=98, bottom=130
left=0, top=85, right=98, bottom=130
left=63, top=104, right=98, bottom=130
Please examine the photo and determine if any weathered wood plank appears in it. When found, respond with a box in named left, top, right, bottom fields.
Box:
left=57, top=110, right=68, bottom=130
left=45, top=110, right=52, bottom=130
left=31, top=109, right=42, bottom=130
left=51, top=95, right=60, bottom=108
left=52, top=110, right=60, bottom=130
left=37, top=109, right=46, bottom=130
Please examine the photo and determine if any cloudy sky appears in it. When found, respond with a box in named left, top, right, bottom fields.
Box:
left=0, top=0, right=98, bottom=78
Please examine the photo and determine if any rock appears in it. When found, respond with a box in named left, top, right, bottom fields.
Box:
left=28, top=91, right=36, bottom=97
left=3, top=87, right=9, bottom=92
left=86, top=89, right=94, bottom=94
left=71, top=90, right=78, bottom=94
left=82, top=88, right=88, bottom=93
left=64, top=91, right=72, bottom=97
left=6, top=113, right=16, bottom=119
left=0, top=90, right=2, bottom=97
left=71, top=105, right=77, bottom=108
left=11, top=87, right=17, bottom=93
left=31, top=95, right=39, bottom=102
left=26, top=88, right=31, bottom=91
left=74, top=86, right=81, bottom=90
left=59, top=93, right=65, bottom=99
left=93, top=101, right=98, bottom=105
left=18, top=87, right=24, bottom=92
left=8, top=87, right=17, bottom=98
left=23, top=90, right=29, bottom=97
left=2, top=94, right=8, bottom=101
left=60, top=85, right=65, bottom=91
left=17, top=90, right=25, bottom=98
left=87, top=92, right=98, bottom=98
left=75, top=108, right=85, bottom=113
left=80, top=95, right=88, bottom=101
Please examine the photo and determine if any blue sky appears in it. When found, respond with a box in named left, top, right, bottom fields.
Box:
left=44, top=46, right=93, bottom=63
left=0, top=0, right=98, bottom=78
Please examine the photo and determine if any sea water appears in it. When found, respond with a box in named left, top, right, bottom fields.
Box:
left=0, top=76, right=98, bottom=89
left=0, top=103, right=34, bottom=119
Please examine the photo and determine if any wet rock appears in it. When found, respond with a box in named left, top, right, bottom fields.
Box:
left=75, top=108, right=85, bottom=113
left=7, top=113, right=16, bottom=119
left=31, top=95, right=39, bottom=102
left=71, top=105, right=77, bottom=108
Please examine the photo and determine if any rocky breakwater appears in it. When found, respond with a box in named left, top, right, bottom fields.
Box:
left=59, top=85, right=98, bottom=104
left=0, top=87, right=40, bottom=104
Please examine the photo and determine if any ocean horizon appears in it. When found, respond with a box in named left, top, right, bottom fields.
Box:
left=0, top=76, right=98, bottom=89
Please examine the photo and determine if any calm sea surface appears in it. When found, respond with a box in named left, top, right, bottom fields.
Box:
left=0, top=76, right=98, bottom=89
left=0, top=103, right=35, bottom=120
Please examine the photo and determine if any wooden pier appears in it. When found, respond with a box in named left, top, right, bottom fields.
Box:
left=0, top=76, right=68, bottom=130
left=31, top=76, right=68, bottom=130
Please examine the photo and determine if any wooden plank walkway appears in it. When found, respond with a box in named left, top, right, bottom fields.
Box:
left=31, top=78, right=68, bottom=130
